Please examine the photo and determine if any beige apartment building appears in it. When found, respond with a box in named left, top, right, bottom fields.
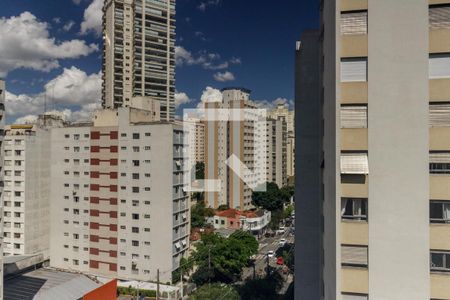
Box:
left=177, top=117, right=205, bottom=165
left=0, top=80, right=5, bottom=300
left=296, top=1, right=450, bottom=299
left=269, top=104, right=295, bottom=177
left=2, top=118, right=63, bottom=258
left=205, top=88, right=259, bottom=210
left=257, top=118, right=287, bottom=188
left=49, top=107, right=189, bottom=283
left=102, top=0, right=175, bottom=120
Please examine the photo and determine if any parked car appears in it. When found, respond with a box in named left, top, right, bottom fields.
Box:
left=267, top=250, right=275, bottom=258
left=279, top=238, right=287, bottom=247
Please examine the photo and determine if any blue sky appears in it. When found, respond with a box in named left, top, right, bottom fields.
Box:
left=0, top=0, right=319, bottom=123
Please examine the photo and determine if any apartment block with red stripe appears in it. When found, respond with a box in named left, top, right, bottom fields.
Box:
left=49, top=107, right=189, bottom=283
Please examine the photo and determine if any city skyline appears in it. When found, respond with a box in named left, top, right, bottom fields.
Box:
left=0, top=0, right=308, bottom=124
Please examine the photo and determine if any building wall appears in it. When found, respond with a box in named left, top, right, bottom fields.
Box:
left=0, top=79, right=5, bottom=300
left=367, top=1, right=429, bottom=298
left=50, top=109, right=189, bottom=283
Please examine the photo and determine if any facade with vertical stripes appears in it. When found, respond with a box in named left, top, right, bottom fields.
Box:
left=296, top=1, right=450, bottom=299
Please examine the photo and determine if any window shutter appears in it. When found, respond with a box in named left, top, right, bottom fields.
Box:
left=341, top=12, right=368, bottom=35
left=430, top=152, right=450, bottom=163
left=429, top=54, right=450, bottom=79
left=342, top=294, right=368, bottom=300
left=341, top=153, right=369, bottom=174
left=430, top=5, right=450, bottom=30
left=341, top=245, right=368, bottom=266
left=341, top=58, right=367, bottom=82
left=430, top=104, right=450, bottom=127
left=341, top=106, right=368, bottom=128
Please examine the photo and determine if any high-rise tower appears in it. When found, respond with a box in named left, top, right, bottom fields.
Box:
left=296, top=1, right=450, bottom=299
left=102, top=0, right=175, bottom=121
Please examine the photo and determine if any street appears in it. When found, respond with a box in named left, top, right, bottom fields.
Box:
left=242, top=226, right=294, bottom=281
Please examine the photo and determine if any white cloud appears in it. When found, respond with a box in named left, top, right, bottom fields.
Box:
left=6, top=67, right=101, bottom=120
left=0, top=12, right=98, bottom=77
left=63, top=20, right=75, bottom=32
left=175, top=92, right=192, bottom=108
left=197, top=0, right=221, bottom=11
left=254, top=97, right=295, bottom=110
left=80, top=0, right=102, bottom=36
left=52, top=17, right=61, bottom=24
left=14, top=103, right=101, bottom=124
left=197, top=87, right=223, bottom=108
left=213, top=71, right=235, bottom=82
left=175, top=46, right=239, bottom=70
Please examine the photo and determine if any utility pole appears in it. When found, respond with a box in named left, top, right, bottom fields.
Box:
left=180, top=268, right=183, bottom=299
left=156, top=269, right=160, bottom=300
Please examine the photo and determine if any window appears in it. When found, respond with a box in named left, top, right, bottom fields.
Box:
left=132, top=240, right=139, bottom=246
left=145, top=132, right=151, bottom=137
left=430, top=53, right=450, bottom=79
left=341, top=294, right=368, bottom=300
left=431, top=251, right=450, bottom=272
left=430, top=103, right=450, bottom=127
left=430, top=5, right=450, bottom=30
left=144, top=146, right=151, bottom=150
left=430, top=152, right=450, bottom=174
left=133, top=133, right=140, bottom=139
left=74, top=134, right=80, bottom=140
left=132, top=227, right=139, bottom=233
left=341, top=198, right=367, bottom=221
left=341, top=105, right=367, bottom=129
left=133, top=160, right=140, bottom=166
left=145, top=173, right=151, bottom=178
left=133, top=146, right=140, bottom=152
left=132, top=187, right=139, bottom=193
left=132, top=214, right=139, bottom=220
left=341, top=11, right=368, bottom=35
left=341, top=58, right=367, bottom=82
left=144, top=187, right=151, bottom=191
left=132, top=173, right=139, bottom=179
left=340, top=153, right=369, bottom=174
left=341, top=245, right=368, bottom=267
left=430, top=201, right=450, bottom=223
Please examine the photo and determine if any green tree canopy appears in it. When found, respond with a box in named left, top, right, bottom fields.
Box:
left=191, top=201, right=215, bottom=228
left=252, top=182, right=284, bottom=211
left=189, top=283, right=239, bottom=300
left=237, top=272, right=284, bottom=300
left=192, top=231, right=258, bottom=285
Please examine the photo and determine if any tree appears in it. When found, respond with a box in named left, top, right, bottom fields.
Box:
left=192, top=232, right=258, bottom=285
left=238, top=272, right=284, bottom=300
left=191, top=201, right=215, bottom=228
left=189, top=284, right=239, bottom=300
left=217, top=204, right=229, bottom=211
left=172, top=257, right=195, bottom=283
left=195, top=162, right=205, bottom=180
left=252, top=182, right=284, bottom=211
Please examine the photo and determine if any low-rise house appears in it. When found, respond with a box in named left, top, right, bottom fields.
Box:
left=208, top=209, right=271, bottom=237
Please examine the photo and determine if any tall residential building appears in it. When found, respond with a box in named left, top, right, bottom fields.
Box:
left=177, top=117, right=205, bottom=165
left=269, top=104, right=295, bottom=177
left=2, top=119, right=63, bottom=258
left=102, top=0, right=176, bottom=121
left=205, top=88, right=259, bottom=210
left=0, top=79, right=5, bottom=300
left=296, top=1, right=450, bottom=299
left=257, top=118, right=287, bottom=188
left=49, top=107, right=189, bottom=283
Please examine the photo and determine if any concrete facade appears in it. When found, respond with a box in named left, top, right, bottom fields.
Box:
left=296, top=1, right=450, bottom=299
left=0, top=79, right=5, bottom=300
left=102, top=0, right=175, bottom=121
left=49, top=108, right=189, bottom=283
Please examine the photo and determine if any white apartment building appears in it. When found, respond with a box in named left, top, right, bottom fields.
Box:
left=205, top=88, right=259, bottom=210
left=0, top=79, right=5, bottom=300
left=2, top=119, right=62, bottom=258
left=176, top=117, right=205, bottom=167
left=50, top=107, right=189, bottom=283
left=102, top=0, right=176, bottom=121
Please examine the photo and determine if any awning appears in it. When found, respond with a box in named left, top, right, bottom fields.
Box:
left=340, top=154, right=369, bottom=174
